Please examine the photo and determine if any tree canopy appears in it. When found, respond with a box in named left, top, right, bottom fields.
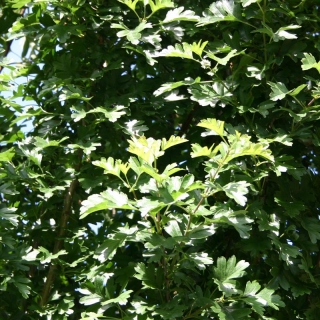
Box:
left=1, top=0, right=320, bottom=319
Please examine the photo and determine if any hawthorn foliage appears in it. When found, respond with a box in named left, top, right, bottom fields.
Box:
left=1, top=0, right=320, bottom=319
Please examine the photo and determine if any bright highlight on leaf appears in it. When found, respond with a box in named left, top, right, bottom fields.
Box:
left=301, top=53, right=320, bottom=73
left=197, top=118, right=225, bottom=137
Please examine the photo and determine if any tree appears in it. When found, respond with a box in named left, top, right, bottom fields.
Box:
left=1, top=0, right=320, bottom=318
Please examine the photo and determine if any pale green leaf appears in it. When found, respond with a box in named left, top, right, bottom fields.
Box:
left=161, top=135, right=188, bottom=150
left=148, top=0, right=174, bottom=13
left=241, top=0, right=260, bottom=7
left=128, top=136, right=164, bottom=165
left=223, top=181, right=250, bottom=206
left=38, top=247, right=68, bottom=264
left=88, top=105, right=127, bottom=122
left=80, top=189, right=135, bottom=219
left=0, top=147, right=15, bottom=162
left=156, top=43, right=195, bottom=60
left=33, top=136, right=69, bottom=149
left=0, top=207, right=18, bottom=226
left=153, top=77, right=200, bottom=96
left=163, top=7, right=200, bottom=23
left=301, top=53, right=320, bottom=73
left=268, top=81, right=289, bottom=101
left=124, top=119, right=149, bottom=136
left=255, top=288, right=284, bottom=310
left=164, top=220, right=183, bottom=237
left=94, top=238, right=125, bottom=262
left=118, top=0, right=139, bottom=11
left=208, top=207, right=253, bottom=238
left=189, top=82, right=233, bottom=107
left=115, top=21, right=152, bottom=44
left=274, top=25, right=301, bottom=41
left=188, top=252, right=213, bottom=270
left=67, top=141, right=101, bottom=155
left=226, top=134, right=274, bottom=162
left=93, top=157, right=130, bottom=177
left=206, top=49, right=243, bottom=66
left=197, top=118, right=225, bottom=137
left=136, top=197, right=166, bottom=217
left=243, top=280, right=261, bottom=296
left=191, top=40, right=208, bottom=58
left=71, top=105, right=87, bottom=122
left=59, top=86, right=91, bottom=102
left=101, top=290, right=133, bottom=306
left=191, top=143, right=220, bottom=158
left=79, top=293, right=102, bottom=306
left=197, top=0, right=242, bottom=26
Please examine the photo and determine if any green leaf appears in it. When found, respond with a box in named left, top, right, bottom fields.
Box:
left=223, top=181, right=250, bottom=206
left=0, top=207, right=18, bottom=226
left=79, top=291, right=102, bottom=306
left=134, top=263, right=164, bottom=289
left=191, top=143, right=220, bottom=158
left=241, top=0, right=260, bottom=7
left=255, top=288, right=284, bottom=310
left=88, top=105, right=127, bottom=122
left=124, top=119, right=149, bottom=136
left=209, top=209, right=254, bottom=238
left=12, top=276, right=31, bottom=299
left=38, top=247, right=68, bottom=264
left=71, top=105, right=87, bottom=122
left=101, top=290, right=133, bottom=306
left=147, top=0, right=174, bottom=13
left=206, top=49, right=243, bottom=66
left=33, top=136, right=69, bottom=149
left=197, top=118, right=225, bottom=137
left=197, top=0, right=242, bottom=26
left=0, top=147, right=15, bottom=162
left=136, top=197, right=166, bottom=217
left=268, top=81, right=289, bottom=101
left=93, top=157, right=130, bottom=177
left=189, top=82, right=233, bottom=107
left=128, top=136, right=164, bottom=165
left=301, top=53, right=320, bottom=73
left=243, top=281, right=284, bottom=315
left=156, top=43, right=195, bottom=60
left=118, top=0, right=139, bottom=11
left=59, top=86, right=92, bottom=102
left=301, top=217, right=320, bottom=244
left=214, top=255, right=249, bottom=281
left=94, top=238, right=125, bottom=262
left=161, top=135, right=188, bottom=150
left=188, top=252, right=213, bottom=270
left=153, top=77, right=200, bottom=96
left=213, top=255, right=249, bottom=296
left=68, top=141, right=101, bottom=155
left=226, top=133, right=274, bottom=162
left=274, top=25, right=301, bottom=41
left=164, top=220, right=183, bottom=237
left=112, top=21, right=153, bottom=45
left=163, top=7, right=200, bottom=23
left=80, top=189, right=135, bottom=219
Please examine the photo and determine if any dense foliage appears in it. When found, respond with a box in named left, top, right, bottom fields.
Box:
left=1, top=0, right=320, bottom=319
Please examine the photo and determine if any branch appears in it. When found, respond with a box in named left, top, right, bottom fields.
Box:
left=40, top=177, right=79, bottom=306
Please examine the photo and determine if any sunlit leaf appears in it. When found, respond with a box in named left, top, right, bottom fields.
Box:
left=80, top=189, right=135, bottom=219
left=163, top=7, right=200, bottom=23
